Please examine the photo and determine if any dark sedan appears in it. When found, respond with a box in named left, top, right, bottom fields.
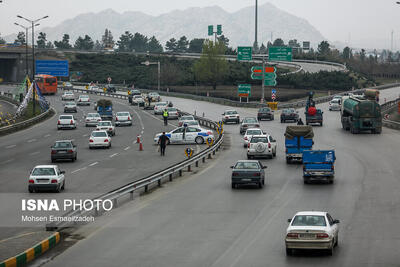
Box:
left=231, top=160, right=267, bottom=189
left=51, top=140, right=77, bottom=162
left=240, top=117, right=260, bottom=135
left=257, top=107, right=274, bottom=121
left=281, top=109, right=299, bottom=123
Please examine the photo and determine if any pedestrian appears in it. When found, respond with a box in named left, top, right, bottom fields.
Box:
left=297, top=118, right=304, bottom=125
left=158, top=132, right=169, bottom=156
left=163, top=108, right=169, bottom=126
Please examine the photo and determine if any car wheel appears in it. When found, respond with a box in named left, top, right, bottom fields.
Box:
left=61, top=181, right=65, bottom=190
left=55, top=185, right=61, bottom=193
left=281, top=119, right=284, bottom=123
left=195, top=136, right=204, bottom=144
left=262, top=179, right=265, bottom=185
left=335, top=236, right=338, bottom=247
left=231, top=183, right=235, bottom=189
left=247, top=155, right=252, bottom=160
left=327, top=241, right=334, bottom=256
left=71, top=157, right=75, bottom=162
left=271, top=116, right=274, bottom=121
left=329, top=177, right=334, bottom=184
left=51, top=158, right=55, bottom=163
left=286, top=248, right=292, bottom=256
left=273, top=150, right=277, bottom=157
left=286, top=157, right=291, bottom=164
left=28, top=187, right=34, bottom=193
left=258, top=182, right=263, bottom=188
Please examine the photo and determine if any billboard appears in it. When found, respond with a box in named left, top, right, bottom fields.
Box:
left=35, top=60, right=69, bottom=77
left=303, top=41, right=310, bottom=50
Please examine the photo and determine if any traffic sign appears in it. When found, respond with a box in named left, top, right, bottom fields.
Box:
left=251, top=66, right=276, bottom=73
left=208, top=25, right=213, bottom=36
left=35, top=60, right=69, bottom=77
left=107, top=77, right=112, bottom=82
left=185, top=148, right=194, bottom=158
left=217, top=25, right=222, bottom=35
left=268, top=46, right=293, bottom=61
left=264, top=80, right=277, bottom=86
left=271, top=89, right=276, bottom=94
left=251, top=73, right=277, bottom=80
left=237, top=47, right=252, bottom=61
left=271, top=92, right=276, bottom=101
left=238, top=84, right=251, bottom=97
left=206, top=137, right=214, bottom=147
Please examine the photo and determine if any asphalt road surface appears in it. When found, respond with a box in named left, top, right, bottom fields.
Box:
left=39, top=87, right=400, bottom=267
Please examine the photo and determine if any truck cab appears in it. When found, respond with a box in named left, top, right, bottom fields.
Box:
left=303, top=150, right=336, bottom=184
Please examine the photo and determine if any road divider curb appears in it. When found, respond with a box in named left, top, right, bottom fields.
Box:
left=0, top=232, right=60, bottom=267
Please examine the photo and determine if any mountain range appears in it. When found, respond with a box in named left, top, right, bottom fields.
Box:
left=5, top=3, right=326, bottom=48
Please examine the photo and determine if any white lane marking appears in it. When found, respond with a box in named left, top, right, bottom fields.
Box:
left=89, top=162, right=98, bottom=166
left=5, top=144, right=16, bottom=149
left=27, top=139, right=37, bottom=143
left=124, top=146, right=130, bottom=151
left=29, top=152, right=40, bottom=156
left=1, top=158, right=14, bottom=164
left=109, top=153, right=118, bottom=158
left=44, top=134, right=51, bottom=138
left=82, top=134, right=88, bottom=137
left=71, top=167, right=87, bottom=174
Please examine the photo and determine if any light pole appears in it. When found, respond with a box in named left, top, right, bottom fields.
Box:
left=14, top=22, right=39, bottom=78
left=17, top=15, right=48, bottom=114
left=255, top=0, right=258, bottom=50
left=141, top=60, right=160, bottom=91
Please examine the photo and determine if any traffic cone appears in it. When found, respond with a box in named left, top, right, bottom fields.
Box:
left=139, top=140, right=143, bottom=151
left=136, top=135, right=141, bottom=143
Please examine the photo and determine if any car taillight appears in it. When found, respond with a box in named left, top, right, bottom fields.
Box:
left=29, top=179, right=34, bottom=184
left=244, top=136, right=248, bottom=140
left=255, top=124, right=260, bottom=127
left=79, top=100, right=81, bottom=102
left=247, top=143, right=250, bottom=148
left=89, top=139, right=94, bottom=143
left=104, top=139, right=109, bottom=142
left=285, top=148, right=288, bottom=153
left=68, top=149, right=73, bottom=153
left=253, top=173, right=260, bottom=176
left=109, top=128, right=112, bottom=131
left=116, top=117, right=118, bottom=121
left=286, top=233, right=299, bottom=239
left=51, top=179, right=58, bottom=184
left=316, top=233, right=329, bottom=239
left=57, top=120, right=60, bottom=125
left=268, top=143, right=271, bottom=148
left=51, top=150, right=57, bottom=154
left=70, top=120, right=73, bottom=125
left=97, top=119, right=101, bottom=121
left=225, top=116, right=229, bottom=119
left=207, top=131, right=212, bottom=135
left=128, top=117, right=131, bottom=120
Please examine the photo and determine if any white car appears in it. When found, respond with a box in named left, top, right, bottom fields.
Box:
left=77, top=95, right=90, bottom=106
left=222, top=110, right=240, bottom=124
left=148, top=92, right=161, bottom=102
left=115, top=112, right=132, bottom=126
left=286, top=211, right=340, bottom=256
left=329, top=98, right=341, bottom=111
left=61, top=91, right=75, bottom=101
left=89, top=130, right=111, bottom=149
left=154, top=102, right=168, bottom=115
left=96, top=121, right=115, bottom=136
left=89, top=85, right=100, bottom=91
left=243, top=128, right=264, bottom=148
left=28, top=165, right=65, bottom=193
left=85, top=113, right=102, bottom=127
left=178, top=115, right=196, bottom=127
left=132, top=95, right=145, bottom=106
left=247, top=135, right=277, bottom=159
left=57, top=115, right=77, bottom=129
left=166, top=107, right=179, bottom=119
left=184, top=120, right=200, bottom=127
left=154, top=126, right=214, bottom=145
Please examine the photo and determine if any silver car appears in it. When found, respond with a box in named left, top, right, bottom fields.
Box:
left=166, top=107, right=179, bottom=119
left=57, top=115, right=77, bottom=130
left=61, top=91, right=75, bottom=101
left=115, top=112, right=132, bottom=126
left=85, top=113, right=102, bottom=127
left=64, top=102, right=77, bottom=113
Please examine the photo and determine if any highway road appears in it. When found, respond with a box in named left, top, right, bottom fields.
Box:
left=0, top=99, right=17, bottom=120
left=40, top=86, right=400, bottom=267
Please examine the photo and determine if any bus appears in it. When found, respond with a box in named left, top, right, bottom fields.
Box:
left=35, top=74, right=58, bottom=95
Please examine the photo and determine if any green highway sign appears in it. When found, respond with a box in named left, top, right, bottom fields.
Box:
left=264, top=80, right=277, bottom=86
left=237, top=47, right=252, bottom=61
left=217, top=25, right=222, bottom=35
left=238, top=84, right=251, bottom=97
left=208, top=25, right=213, bottom=36
left=268, top=46, right=293, bottom=61
left=251, top=73, right=277, bottom=80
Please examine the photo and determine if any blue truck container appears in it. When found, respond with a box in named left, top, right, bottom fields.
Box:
left=302, top=150, right=336, bottom=184
left=97, top=99, right=113, bottom=121
left=284, top=126, right=314, bottom=164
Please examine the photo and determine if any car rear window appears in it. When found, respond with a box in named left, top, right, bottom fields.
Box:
left=59, top=115, right=72, bottom=119
left=226, top=111, right=237, bottom=115
left=92, top=132, right=107, bottom=137
left=98, top=121, right=111, bottom=126
left=292, top=215, right=327, bottom=226
left=87, top=113, right=99, bottom=117
left=54, top=142, right=72, bottom=148
left=181, top=116, right=194, bottom=121
left=250, top=137, right=268, bottom=143
left=234, top=162, right=260, bottom=169
left=32, top=168, right=56, bottom=176
left=244, top=118, right=257, bottom=123
left=117, top=112, right=129, bottom=116
left=246, top=130, right=262, bottom=135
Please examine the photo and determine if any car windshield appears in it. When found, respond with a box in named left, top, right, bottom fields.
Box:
left=98, top=122, right=111, bottom=126
left=59, top=115, right=72, bottom=120
left=65, top=102, right=75, bottom=106
left=187, top=121, right=199, bottom=126
left=244, top=118, right=257, bottom=123
left=226, top=111, right=237, bottom=115
left=259, top=108, right=271, bottom=112
left=92, top=132, right=107, bottom=137
left=331, top=99, right=339, bottom=103
left=54, top=142, right=72, bottom=148
left=246, top=129, right=262, bottom=135
left=181, top=116, right=194, bottom=121
left=234, top=162, right=260, bottom=169
left=250, top=137, right=268, bottom=143
left=117, top=112, right=129, bottom=116
left=292, top=215, right=327, bottom=226
left=32, top=168, right=56, bottom=176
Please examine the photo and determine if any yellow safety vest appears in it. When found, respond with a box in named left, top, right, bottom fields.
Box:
left=163, top=111, right=168, bottom=117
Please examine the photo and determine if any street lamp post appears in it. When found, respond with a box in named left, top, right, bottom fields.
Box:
left=141, top=60, right=161, bottom=91
left=17, top=15, right=48, bottom=115
left=14, top=22, right=39, bottom=78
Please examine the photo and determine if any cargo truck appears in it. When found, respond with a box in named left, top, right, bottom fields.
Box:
left=303, top=150, right=336, bottom=184
left=305, top=91, right=323, bottom=126
left=341, top=97, right=382, bottom=134
left=97, top=99, right=113, bottom=121
left=284, top=126, right=314, bottom=164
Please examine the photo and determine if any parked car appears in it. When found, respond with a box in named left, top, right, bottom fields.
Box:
left=115, top=112, right=132, bottom=126
left=240, top=117, right=260, bottom=135
left=281, top=109, right=299, bottom=123
left=89, top=130, right=111, bottom=149
left=57, top=115, right=77, bottom=130
left=96, top=121, right=115, bottom=136
left=184, top=120, right=200, bottom=127
left=178, top=115, right=196, bottom=127
left=64, top=102, right=77, bottom=113
left=286, top=211, right=340, bottom=256
left=132, top=95, right=145, bottom=106
left=85, top=113, right=102, bottom=127
left=247, top=135, right=277, bottom=159
left=329, top=98, right=341, bottom=111
left=51, top=140, right=77, bottom=162
left=28, top=165, right=65, bottom=193
left=61, top=91, right=75, bottom=101
left=154, top=102, right=169, bottom=115
left=166, top=107, right=179, bottom=119
left=77, top=95, right=90, bottom=106
left=148, top=92, right=161, bottom=102
left=89, top=85, right=100, bottom=92
left=243, top=128, right=264, bottom=148
left=257, top=107, right=274, bottom=121
left=131, top=89, right=141, bottom=96
left=230, top=160, right=266, bottom=189
left=222, top=110, right=240, bottom=124
left=154, top=126, right=214, bottom=144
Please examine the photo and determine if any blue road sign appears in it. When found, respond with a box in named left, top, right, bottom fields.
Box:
left=272, top=89, right=276, bottom=94
left=35, top=60, right=69, bottom=77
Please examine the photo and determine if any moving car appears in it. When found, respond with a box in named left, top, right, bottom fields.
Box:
left=230, top=160, right=266, bottom=189
left=89, top=130, right=111, bottom=149
left=57, top=115, right=77, bottom=130
left=96, top=121, right=115, bottom=136
left=154, top=102, right=169, bottom=115
left=64, top=82, right=73, bottom=90
left=166, top=107, right=179, bottom=119
left=257, top=107, right=274, bottom=121
left=77, top=95, right=90, bottom=106
left=240, top=117, right=260, bottom=135
left=85, top=113, right=102, bottom=127
left=28, top=165, right=65, bottom=193
left=61, top=91, right=75, bottom=101
left=64, top=102, right=77, bottom=113
left=154, top=126, right=214, bottom=144
left=115, top=112, right=132, bottom=126
left=286, top=211, right=340, bottom=256
left=243, top=128, right=264, bottom=148
left=51, top=140, right=77, bottom=162
left=178, top=115, right=196, bottom=127
left=132, top=95, right=145, bottom=106
left=222, top=110, right=240, bottom=124
left=281, top=108, right=299, bottom=123
left=89, top=85, right=100, bottom=92
left=247, top=135, right=277, bottom=159
left=329, top=98, right=341, bottom=111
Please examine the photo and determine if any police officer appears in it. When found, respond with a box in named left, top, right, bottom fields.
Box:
left=158, top=132, right=168, bottom=156
left=163, top=108, right=169, bottom=126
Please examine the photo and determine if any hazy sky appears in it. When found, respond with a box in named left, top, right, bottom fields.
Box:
left=1, top=0, right=400, bottom=49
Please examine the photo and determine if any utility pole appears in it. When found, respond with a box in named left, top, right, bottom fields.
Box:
left=254, top=0, right=258, bottom=49
left=391, top=30, right=394, bottom=51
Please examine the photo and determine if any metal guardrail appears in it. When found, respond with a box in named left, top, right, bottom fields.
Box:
left=381, top=98, right=400, bottom=130
left=46, top=106, right=224, bottom=231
